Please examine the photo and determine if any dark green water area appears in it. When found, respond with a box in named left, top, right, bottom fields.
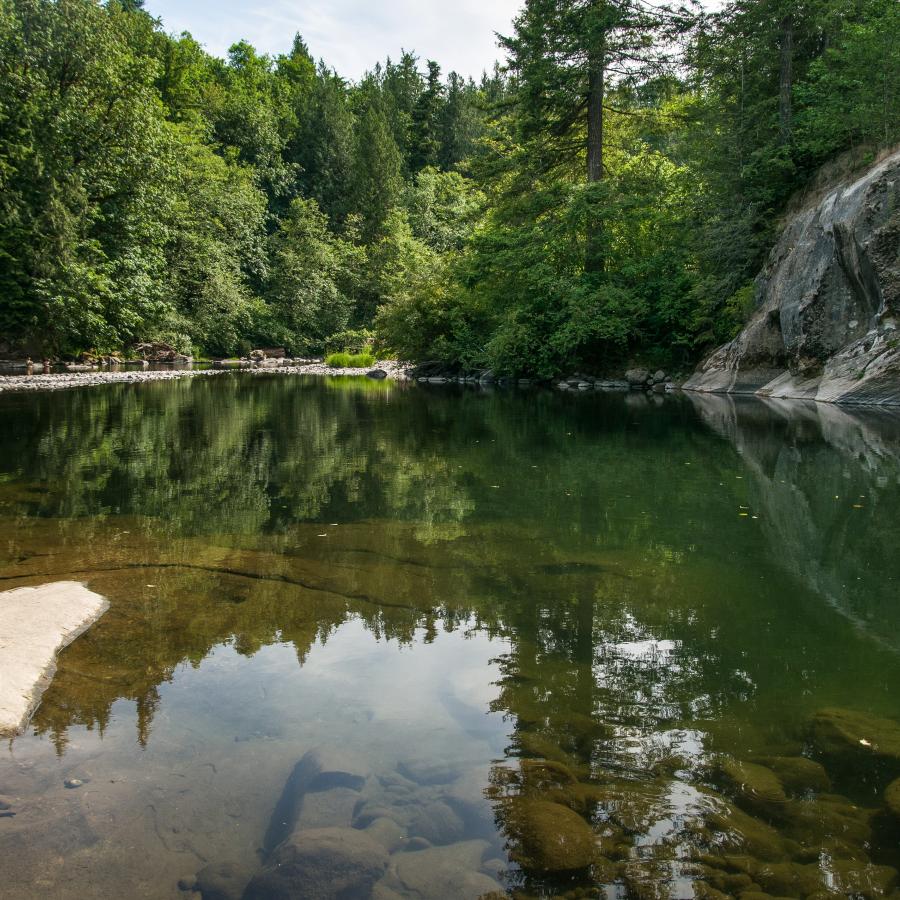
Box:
left=1, top=375, right=900, bottom=899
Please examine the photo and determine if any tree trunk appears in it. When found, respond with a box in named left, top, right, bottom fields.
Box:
left=587, top=55, right=604, bottom=183
left=778, top=14, right=793, bottom=147
left=586, top=44, right=605, bottom=273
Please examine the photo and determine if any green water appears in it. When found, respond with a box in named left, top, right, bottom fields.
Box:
left=1, top=375, right=899, bottom=899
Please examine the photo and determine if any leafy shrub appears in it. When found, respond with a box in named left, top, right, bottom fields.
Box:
left=326, top=351, right=376, bottom=368
left=325, top=329, right=374, bottom=355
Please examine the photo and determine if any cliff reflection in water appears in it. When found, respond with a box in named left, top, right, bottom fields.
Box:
left=1, top=378, right=900, bottom=896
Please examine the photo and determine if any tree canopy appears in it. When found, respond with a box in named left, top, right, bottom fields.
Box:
left=0, top=0, right=896, bottom=369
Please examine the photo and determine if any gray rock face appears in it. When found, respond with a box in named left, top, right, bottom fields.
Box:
left=685, top=148, right=900, bottom=405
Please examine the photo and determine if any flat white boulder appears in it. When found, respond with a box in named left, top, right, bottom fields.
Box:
left=0, top=581, right=109, bottom=736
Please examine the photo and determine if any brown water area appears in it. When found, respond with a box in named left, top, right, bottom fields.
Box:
left=1, top=375, right=900, bottom=898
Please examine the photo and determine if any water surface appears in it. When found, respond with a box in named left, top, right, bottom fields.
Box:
left=1, top=376, right=899, bottom=898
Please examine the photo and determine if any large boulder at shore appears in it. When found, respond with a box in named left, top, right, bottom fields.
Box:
left=0, top=581, right=108, bottom=736
left=685, top=147, right=900, bottom=405
left=243, top=827, right=388, bottom=900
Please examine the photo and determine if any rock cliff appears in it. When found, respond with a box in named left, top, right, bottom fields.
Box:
left=685, top=148, right=900, bottom=404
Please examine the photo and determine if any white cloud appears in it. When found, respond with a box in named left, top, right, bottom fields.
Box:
left=146, top=0, right=522, bottom=80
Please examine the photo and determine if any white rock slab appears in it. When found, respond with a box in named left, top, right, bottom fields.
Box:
left=0, top=581, right=109, bottom=736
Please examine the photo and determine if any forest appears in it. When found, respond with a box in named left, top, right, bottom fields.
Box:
left=0, top=0, right=897, bottom=375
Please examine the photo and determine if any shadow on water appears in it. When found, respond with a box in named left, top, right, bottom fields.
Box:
left=0, top=376, right=899, bottom=897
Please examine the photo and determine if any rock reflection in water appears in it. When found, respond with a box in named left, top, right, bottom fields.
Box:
left=1, top=380, right=900, bottom=897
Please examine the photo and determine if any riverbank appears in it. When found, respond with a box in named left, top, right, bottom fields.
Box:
left=0, top=360, right=411, bottom=394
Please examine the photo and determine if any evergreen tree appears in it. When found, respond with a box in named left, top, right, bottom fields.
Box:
left=410, top=60, right=444, bottom=171
left=352, top=89, right=404, bottom=241
left=291, top=66, right=356, bottom=225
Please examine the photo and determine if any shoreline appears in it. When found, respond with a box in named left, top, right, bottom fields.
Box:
left=0, top=361, right=411, bottom=394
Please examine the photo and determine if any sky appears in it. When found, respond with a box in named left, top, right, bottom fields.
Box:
left=146, top=0, right=524, bottom=81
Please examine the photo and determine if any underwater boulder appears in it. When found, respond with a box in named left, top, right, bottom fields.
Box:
left=397, top=757, right=463, bottom=786
left=408, top=800, right=466, bottom=846
left=715, top=759, right=788, bottom=812
left=243, top=827, right=388, bottom=900
left=780, top=793, right=873, bottom=856
left=195, top=862, right=253, bottom=900
left=755, top=756, right=831, bottom=796
left=808, top=708, right=900, bottom=786
left=263, top=747, right=370, bottom=852
left=504, top=798, right=596, bottom=872
left=886, top=778, right=900, bottom=821
left=703, top=800, right=788, bottom=862
left=379, top=838, right=502, bottom=899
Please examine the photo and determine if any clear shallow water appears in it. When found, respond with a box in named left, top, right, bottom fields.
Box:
left=1, top=376, right=899, bottom=898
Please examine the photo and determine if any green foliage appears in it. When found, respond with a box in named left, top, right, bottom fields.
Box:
left=325, top=329, right=374, bottom=354
left=265, top=198, right=357, bottom=354
left=325, top=351, right=375, bottom=368
left=0, top=0, right=895, bottom=370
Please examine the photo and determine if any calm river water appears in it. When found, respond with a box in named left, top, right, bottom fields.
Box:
left=1, top=376, right=899, bottom=899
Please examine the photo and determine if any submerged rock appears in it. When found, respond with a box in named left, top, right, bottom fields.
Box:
left=263, top=747, right=370, bottom=852
left=196, top=861, right=253, bottom=900
left=397, top=758, right=462, bottom=786
left=504, top=798, right=596, bottom=872
left=363, top=817, right=406, bottom=853
left=408, top=800, right=465, bottom=846
left=756, top=756, right=831, bottom=796
left=379, top=839, right=501, bottom=899
left=781, top=793, right=873, bottom=857
left=294, top=786, right=361, bottom=831
left=244, top=827, right=388, bottom=900
left=808, top=707, right=900, bottom=782
left=716, top=759, right=787, bottom=810
left=886, top=778, right=900, bottom=820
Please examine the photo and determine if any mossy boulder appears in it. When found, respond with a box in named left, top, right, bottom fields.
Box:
left=519, top=757, right=578, bottom=790
left=753, top=861, right=828, bottom=897
left=752, top=859, right=897, bottom=898
left=885, top=778, right=900, bottom=820
left=704, top=801, right=787, bottom=862
left=757, top=756, right=831, bottom=795
left=828, top=859, right=897, bottom=897
left=808, top=708, right=900, bottom=782
left=781, top=794, right=873, bottom=856
left=505, top=798, right=597, bottom=872
left=517, top=731, right=589, bottom=775
left=716, top=759, right=787, bottom=810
